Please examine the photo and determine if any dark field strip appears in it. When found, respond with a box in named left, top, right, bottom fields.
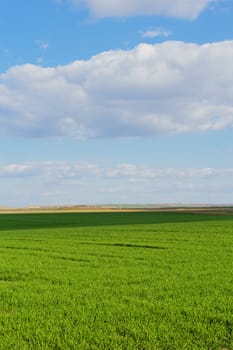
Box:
left=0, top=211, right=231, bottom=231
left=0, top=212, right=233, bottom=349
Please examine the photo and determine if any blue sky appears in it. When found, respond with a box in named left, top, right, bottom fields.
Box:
left=0, top=0, right=233, bottom=206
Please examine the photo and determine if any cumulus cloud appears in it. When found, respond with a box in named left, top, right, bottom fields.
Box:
left=70, top=0, right=218, bottom=19
left=0, top=40, right=233, bottom=139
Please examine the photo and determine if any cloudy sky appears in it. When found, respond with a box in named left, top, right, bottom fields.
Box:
left=0, top=0, right=233, bottom=207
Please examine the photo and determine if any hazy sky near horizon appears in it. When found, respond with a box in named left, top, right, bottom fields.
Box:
left=0, top=0, right=233, bottom=206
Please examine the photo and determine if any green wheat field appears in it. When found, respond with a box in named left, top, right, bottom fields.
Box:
left=0, top=212, right=233, bottom=349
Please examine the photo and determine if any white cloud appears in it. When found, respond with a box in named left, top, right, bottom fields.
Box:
left=0, top=164, right=36, bottom=177
left=35, top=40, right=49, bottom=50
left=0, top=40, right=233, bottom=139
left=0, top=161, right=100, bottom=180
left=1, top=161, right=232, bottom=179
left=105, top=163, right=233, bottom=179
left=1, top=161, right=233, bottom=206
left=70, top=0, right=218, bottom=19
left=141, top=28, right=171, bottom=39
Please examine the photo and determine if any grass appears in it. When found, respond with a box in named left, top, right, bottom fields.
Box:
left=0, top=211, right=233, bottom=349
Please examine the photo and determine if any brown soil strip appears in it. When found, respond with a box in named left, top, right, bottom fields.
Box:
left=0, top=206, right=233, bottom=215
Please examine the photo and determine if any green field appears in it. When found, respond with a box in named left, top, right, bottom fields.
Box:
left=0, top=212, right=233, bottom=350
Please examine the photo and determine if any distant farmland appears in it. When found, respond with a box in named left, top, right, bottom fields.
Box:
left=1, top=211, right=233, bottom=349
